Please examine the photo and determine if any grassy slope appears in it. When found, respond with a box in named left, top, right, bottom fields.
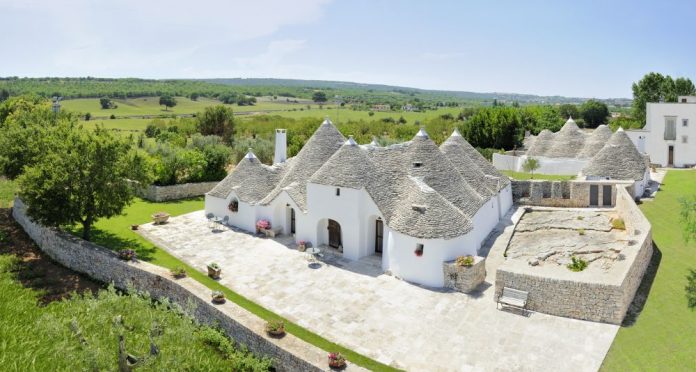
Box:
left=0, top=178, right=16, bottom=208
left=0, top=256, right=268, bottom=371
left=602, top=170, right=696, bottom=370
left=501, top=170, right=576, bottom=181
left=70, top=197, right=396, bottom=372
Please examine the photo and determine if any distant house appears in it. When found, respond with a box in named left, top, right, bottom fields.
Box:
left=371, top=104, right=391, bottom=112
left=401, top=104, right=418, bottom=112
left=625, top=96, right=696, bottom=168
left=205, top=119, right=513, bottom=287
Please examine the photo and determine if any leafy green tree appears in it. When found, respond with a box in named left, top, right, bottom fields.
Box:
left=312, top=91, right=327, bottom=103
left=99, top=97, right=112, bottom=109
left=579, top=99, right=609, bottom=128
left=17, top=125, right=148, bottom=240
left=159, top=95, right=177, bottom=111
left=558, top=104, right=579, bottom=120
left=0, top=89, right=9, bottom=102
left=680, top=196, right=696, bottom=309
left=675, top=78, right=696, bottom=97
left=189, top=92, right=199, bottom=101
left=196, top=105, right=235, bottom=143
left=522, top=157, right=540, bottom=179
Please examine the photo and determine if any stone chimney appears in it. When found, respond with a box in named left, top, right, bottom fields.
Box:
left=274, top=129, right=287, bottom=164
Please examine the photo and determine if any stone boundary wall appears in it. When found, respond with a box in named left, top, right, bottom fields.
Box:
left=495, top=186, right=652, bottom=324
left=512, top=179, right=634, bottom=208
left=12, top=198, right=362, bottom=372
left=134, top=181, right=219, bottom=202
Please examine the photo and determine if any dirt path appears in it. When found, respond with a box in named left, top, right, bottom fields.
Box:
left=0, top=208, right=102, bottom=304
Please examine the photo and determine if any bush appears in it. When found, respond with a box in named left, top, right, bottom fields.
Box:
left=455, top=255, right=474, bottom=267
left=567, top=256, right=588, bottom=272
left=578, top=228, right=586, bottom=235
left=109, top=114, right=116, bottom=119
left=170, top=266, right=186, bottom=278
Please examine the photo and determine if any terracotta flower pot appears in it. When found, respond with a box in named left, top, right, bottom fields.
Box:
left=207, top=266, right=221, bottom=279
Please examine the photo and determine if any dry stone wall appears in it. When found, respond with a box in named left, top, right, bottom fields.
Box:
left=495, top=186, right=652, bottom=324
left=512, top=180, right=634, bottom=208
left=12, top=198, right=361, bottom=372
left=135, top=181, right=219, bottom=202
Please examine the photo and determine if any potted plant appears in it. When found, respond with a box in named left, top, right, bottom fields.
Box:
left=118, top=249, right=136, bottom=261
left=170, top=266, right=187, bottom=279
left=151, top=212, right=170, bottom=225
left=455, top=255, right=474, bottom=267
left=328, top=352, right=347, bottom=369
left=211, top=290, right=226, bottom=304
left=207, top=263, right=221, bottom=279
left=265, top=320, right=286, bottom=337
left=131, top=224, right=139, bottom=231
left=297, top=240, right=307, bottom=252
left=256, top=219, right=271, bottom=234
left=414, top=245, right=423, bottom=257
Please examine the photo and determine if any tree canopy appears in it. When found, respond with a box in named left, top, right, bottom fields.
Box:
left=312, top=91, right=327, bottom=103
left=579, top=99, right=609, bottom=128
left=632, top=73, right=696, bottom=125
left=159, top=95, right=177, bottom=110
left=196, top=105, right=236, bottom=143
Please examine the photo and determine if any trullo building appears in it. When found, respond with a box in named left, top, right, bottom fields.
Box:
left=205, top=119, right=513, bottom=287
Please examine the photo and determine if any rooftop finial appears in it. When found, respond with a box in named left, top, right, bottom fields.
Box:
left=451, top=128, right=462, bottom=137
left=244, top=148, right=257, bottom=159
left=370, top=136, right=379, bottom=146
left=345, top=135, right=357, bottom=146
left=322, top=116, right=332, bottom=125
left=415, top=127, right=429, bottom=139
left=617, top=126, right=624, bottom=132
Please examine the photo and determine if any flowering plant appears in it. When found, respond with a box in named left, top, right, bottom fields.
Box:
left=118, top=249, right=136, bottom=261
left=328, top=352, right=346, bottom=368
left=297, top=240, right=307, bottom=246
left=211, top=290, right=226, bottom=304
left=456, top=255, right=474, bottom=267
left=256, top=219, right=271, bottom=230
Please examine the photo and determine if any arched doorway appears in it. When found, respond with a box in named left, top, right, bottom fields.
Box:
left=328, top=219, right=342, bottom=248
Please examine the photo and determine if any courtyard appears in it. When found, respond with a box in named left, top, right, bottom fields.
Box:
left=139, top=209, right=619, bottom=371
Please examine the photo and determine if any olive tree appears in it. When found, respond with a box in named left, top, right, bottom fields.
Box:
left=522, top=157, right=540, bottom=179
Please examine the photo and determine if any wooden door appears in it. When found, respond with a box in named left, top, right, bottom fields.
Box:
left=290, top=208, right=296, bottom=234
left=589, top=185, right=599, bottom=206
left=328, top=219, right=342, bottom=248
left=602, top=185, right=612, bottom=206
left=375, top=219, right=383, bottom=254
left=668, top=145, right=674, bottom=167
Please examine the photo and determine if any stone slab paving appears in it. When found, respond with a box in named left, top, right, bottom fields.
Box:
left=139, top=210, right=619, bottom=371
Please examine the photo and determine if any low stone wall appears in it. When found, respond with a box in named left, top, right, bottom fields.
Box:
left=12, top=198, right=359, bottom=372
left=443, top=256, right=486, bottom=293
left=495, top=186, right=653, bottom=324
left=135, top=181, right=219, bottom=202
left=512, top=179, right=634, bottom=208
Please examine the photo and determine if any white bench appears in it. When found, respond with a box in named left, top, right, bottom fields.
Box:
left=497, top=287, right=528, bottom=310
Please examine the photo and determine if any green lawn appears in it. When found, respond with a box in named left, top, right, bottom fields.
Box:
left=0, top=178, right=16, bottom=208
left=601, top=170, right=696, bottom=370
left=501, top=170, right=576, bottom=181
left=62, top=96, right=222, bottom=117
left=70, top=197, right=396, bottom=372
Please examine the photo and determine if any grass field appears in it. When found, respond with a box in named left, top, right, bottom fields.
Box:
left=501, top=170, right=576, bottom=181
left=601, top=170, right=696, bottom=370
left=0, top=178, right=16, bottom=208
left=67, top=197, right=396, bottom=372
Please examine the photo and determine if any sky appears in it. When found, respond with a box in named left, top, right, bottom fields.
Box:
left=2, top=0, right=696, bottom=98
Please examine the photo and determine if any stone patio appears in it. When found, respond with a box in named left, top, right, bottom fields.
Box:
left=139, top=209, right=619, bottom=371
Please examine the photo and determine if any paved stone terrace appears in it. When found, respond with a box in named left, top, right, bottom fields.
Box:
left=139, top=210, right=618, bottom=371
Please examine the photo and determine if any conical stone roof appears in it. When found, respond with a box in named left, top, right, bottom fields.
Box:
left=545, top=118, right=586, bottom=158
left=440, top=130, right=496, bottom=198
left=441, top=129, right=510, bottom=190
left=208, top=149, right=284, bottom=203
left=526, top=129, right=555, bottom=157
left=578, top=125, right=612, bottom=159
left=582, top=128, right=647, bottom=181
left=310, top=136, right=375, bottom=189
left=260, top=118, right=345, bottom=209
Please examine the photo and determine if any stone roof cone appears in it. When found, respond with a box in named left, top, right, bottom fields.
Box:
left=582, top=128, right=647, bottom=181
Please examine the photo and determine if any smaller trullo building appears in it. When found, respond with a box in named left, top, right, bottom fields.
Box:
left=205, top=118, right=513, bottom=287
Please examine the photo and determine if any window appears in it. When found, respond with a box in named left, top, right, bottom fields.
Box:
left=412, top=161, right=423, bottom=168
left=664, top=117, right=677, bottom=140
left=228, top=199, right=239, bottom=213
left=682, top=98, right=688, bottom=103
left=336, top=188, right=340, bottom=196
left=683, top=135, right=688, bottom=144
left=415, top=244, right=424, bottom=257
left=683, top=119, right=689, bottom=127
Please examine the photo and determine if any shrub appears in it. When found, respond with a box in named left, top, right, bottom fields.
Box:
left=567, top=256, right=588, bottom=272
left=577, top=216, right=584, bottom=220
left=0, top=230, right=7, bottom=243
left=170, top=266, right=186, bottom=278
left=264, top=320, right=285, bottom=335
left=208, top=262, right=220, bottom=270
left=612, top=218, right=626, bottom=230
left=109, top=114, right=116, bottom=119
left=455, top=255, right=475, bottom=267
left=118, top=249, right=136, bottom=261
left=578, top=228, right=586, bottom=235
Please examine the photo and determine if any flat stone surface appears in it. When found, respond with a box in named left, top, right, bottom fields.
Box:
left=139, top=209, right=618, bottom=371
left=506, top=209, right=630, bottom=278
